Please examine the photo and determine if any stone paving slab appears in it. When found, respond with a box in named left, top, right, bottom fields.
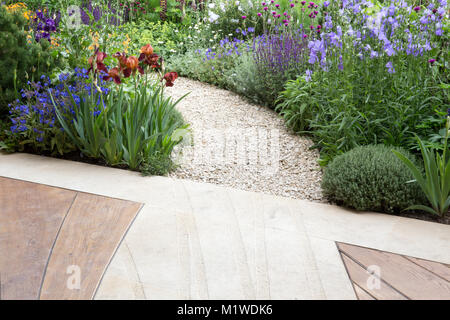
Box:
left=1, top=153, right=449, bottom=300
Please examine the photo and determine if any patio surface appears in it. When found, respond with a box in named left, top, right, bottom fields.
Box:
left=0, top=153, right=449, bottom=300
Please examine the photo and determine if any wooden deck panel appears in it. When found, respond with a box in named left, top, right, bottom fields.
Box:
left=405, top=256, right=450, bottom=282
left=40, top=192, right=142, bottom=299
left=0, top=177, right=77, bottom=299
left=338, top=242, right=450, bottom=300
left=353, top=284, right=376, bottom=300
left=340, top=254, right=407, bottom=300
left=0, top=177, right=141, bottom=300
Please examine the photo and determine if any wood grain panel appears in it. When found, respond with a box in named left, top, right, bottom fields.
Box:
left=338, top=243, right=450, bottom=300
left=405, top=256, right=450, bottom=282
left=39, top=192, right=141, bottom=300
left=353, top=284, right=376, bottom=300
left=341, top=254, right=407, bottom=300
left=0, top=177, right=76, bottom=299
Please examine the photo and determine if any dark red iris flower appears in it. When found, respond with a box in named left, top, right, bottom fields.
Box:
left=139, top=53, right=161, bottom=69
left=139, top=44, right=161, bottom=69
left=87, top=48, right=108, bottom=74
left=113, top=52, right=127, bottom=70
left=103, top=67, right=121, bottom=84
left=163, top=72, right=178, bottom=87
left=125, top=56, right=144, bottom=76
left=112, top=52, right=143, bottom=78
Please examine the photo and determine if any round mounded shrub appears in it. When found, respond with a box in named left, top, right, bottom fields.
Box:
left=321, top=144, right=426, bottom=214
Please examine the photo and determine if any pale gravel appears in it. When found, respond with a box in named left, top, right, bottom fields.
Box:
left=165, top=77, right=324, bottom=202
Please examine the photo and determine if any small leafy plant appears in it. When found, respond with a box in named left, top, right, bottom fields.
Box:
left=393, top=115, right=450, bottom=217
left=322, top=144, right=427, bottom=214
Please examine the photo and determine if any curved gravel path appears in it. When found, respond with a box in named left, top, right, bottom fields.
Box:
left=165, top=77, right=324, bottom=202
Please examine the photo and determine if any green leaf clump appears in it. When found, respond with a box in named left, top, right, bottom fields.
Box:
left=0, top=6, right=62, bottom=117
left=322, top=144, right=427, bottom=214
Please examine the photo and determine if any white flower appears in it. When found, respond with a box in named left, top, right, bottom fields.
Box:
left=235, top=1, right=240, bottom=5
left=208, top=3, right=215, bottom=9
left=230, top=18, right=238, bottom=23
left=220, top=3, right=225, bottom=11
left=209, top=11, right=220, bottom=23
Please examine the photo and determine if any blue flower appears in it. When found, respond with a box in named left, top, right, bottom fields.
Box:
left=305, top=70, right=313, bottom=82
left=386, top=61, right=395, bottom=74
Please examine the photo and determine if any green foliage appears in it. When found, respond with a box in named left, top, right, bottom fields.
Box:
left=205, top=0, right=263, bottom=38
left=119, top=20, right=191, bottom=59
left=227, top=52, right=272, bottom=105
left=0, top=6, right=62, bottom=117
left=393, top=118, right=450, bottom=217
left=322, top=144, right=427, bottom=214
left=169, top=47, right=239, bottom=89
left=141, top=151, right=177, bottom=176
left=277, top=59, right=448, bottom=165
left=3, top=110, right=76, bottom=156
left=52, top=76, right=189, bottom=174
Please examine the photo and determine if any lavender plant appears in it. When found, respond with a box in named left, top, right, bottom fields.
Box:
left=249, top=29, right=307, bottom=106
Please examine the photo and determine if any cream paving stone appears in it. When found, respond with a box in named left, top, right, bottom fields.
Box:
left=308, top=237, right=356, bottom=300
left=94, top=244, right=146, bottom=300
left=290, top=199, right=450, bottom=264
left=1, top=153, right=449, bottom=299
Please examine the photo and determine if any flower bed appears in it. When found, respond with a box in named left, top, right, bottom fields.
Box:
left=0, top=0, right=448, bottom=220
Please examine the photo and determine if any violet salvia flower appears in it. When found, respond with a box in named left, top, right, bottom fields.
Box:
left=253, top=31, right=307, bottom=76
